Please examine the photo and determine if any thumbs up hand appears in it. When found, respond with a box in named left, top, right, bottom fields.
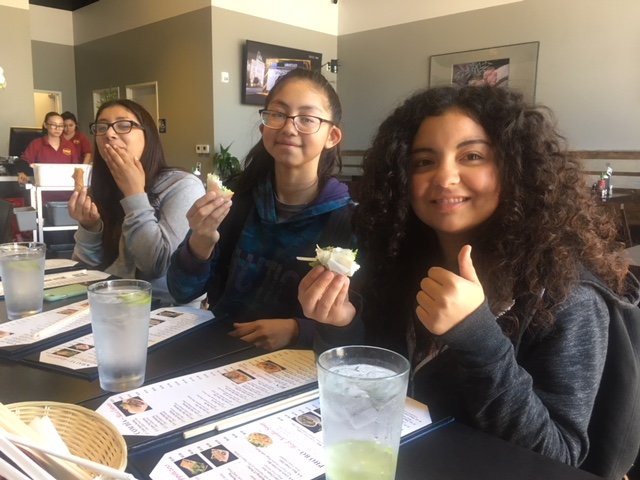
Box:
left=415, top=245, right=485, bottom=335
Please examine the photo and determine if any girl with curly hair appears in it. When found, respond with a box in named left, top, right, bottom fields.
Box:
left=299, top=85, right=639, bottom=478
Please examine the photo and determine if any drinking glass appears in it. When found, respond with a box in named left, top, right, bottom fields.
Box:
left=88, top=279, right=152, bottom=392
left=0, top=242, right=46, bottom=320
left=317, top=345, right=410, bottom=480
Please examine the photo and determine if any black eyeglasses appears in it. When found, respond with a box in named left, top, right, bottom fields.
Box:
left=46, top=123, right=64, bottom=129
left=259, top=109, right=334, bottom=134
left=90, top=120, right=143, bottom=136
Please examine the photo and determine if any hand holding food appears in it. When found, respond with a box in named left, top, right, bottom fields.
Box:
left=298, top=266, right=356, bottom=327
left=68, top=186, right=101, bottom=231
left=186, top=191, right=233, bottom=259
left=207, top=173, right=234, bottom=197
left=72, top=167, right=85, bottom=191
left=297, top=245, right=360, bottom=277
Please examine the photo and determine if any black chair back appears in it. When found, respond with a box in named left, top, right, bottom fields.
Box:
left=0, top=199, right=14, bottom=243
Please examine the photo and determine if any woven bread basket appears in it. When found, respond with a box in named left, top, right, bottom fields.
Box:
left=6, top=401, right=127, bottom=476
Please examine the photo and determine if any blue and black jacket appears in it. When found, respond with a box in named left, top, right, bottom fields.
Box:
left=167, top=175, right=362, bottom=348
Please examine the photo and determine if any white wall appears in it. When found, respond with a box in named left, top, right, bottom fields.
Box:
left=338, top=0, right=523, bottom=34
left=213, top=0, right=338, bottom=35
left=30, top=5, right=73, bottom=45
left=338, top=0, right=640, bottom=151
left=72, top=0, right=338, bottom=44
left=0, top=1, right=36, bottom=156
left=0, top=0, right=26, bottom=8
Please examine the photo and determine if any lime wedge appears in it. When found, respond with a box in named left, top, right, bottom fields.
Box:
left=117, top=291, right=151, bottom=305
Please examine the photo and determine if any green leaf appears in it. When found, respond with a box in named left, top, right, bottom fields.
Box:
left=212, top=143, right=242, bottom=181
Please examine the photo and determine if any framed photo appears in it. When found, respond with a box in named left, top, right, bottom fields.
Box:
left=429, top=42, right=539, bottom=103
left=242, top=39, right=322, bottom=105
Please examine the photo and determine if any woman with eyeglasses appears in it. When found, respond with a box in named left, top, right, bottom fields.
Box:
left=68, top=99, right=205, bottom=302
left=17, top=111, right=81, bottom=185
left=167, top=68, right=360, bottom=351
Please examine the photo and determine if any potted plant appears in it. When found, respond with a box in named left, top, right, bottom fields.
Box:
left=212, top=143, right=241, bottom=181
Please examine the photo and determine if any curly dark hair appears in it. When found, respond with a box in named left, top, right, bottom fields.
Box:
left=356, top=85, right=628, bottom=341
left=90, top=99, right=172, bottom=267
left=233, top=68, right=343, bottom=195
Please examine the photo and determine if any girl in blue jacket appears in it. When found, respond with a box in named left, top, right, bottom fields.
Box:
left=168, top=69, right=359, bottom=351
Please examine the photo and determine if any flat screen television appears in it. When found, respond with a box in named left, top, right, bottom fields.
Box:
left=242, top=39, right=323, bottom=105
left=8, top=126, right=44, bottom=157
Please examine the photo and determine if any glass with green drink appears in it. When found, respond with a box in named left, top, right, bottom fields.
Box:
left=317, top=345, right=410, bottom=480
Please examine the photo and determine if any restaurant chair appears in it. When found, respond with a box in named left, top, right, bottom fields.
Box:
left=0, top=199, right=14, bottom=242
left=580, top=270, right=640, bottom=480
left=600, top=202, right=633, bottom=247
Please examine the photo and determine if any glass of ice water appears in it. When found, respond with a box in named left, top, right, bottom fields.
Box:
left=317, top=345, right=410, bottom=480
left=88, top=279, right=152, bottom=392
left=0, top=242, right=46, bottom=320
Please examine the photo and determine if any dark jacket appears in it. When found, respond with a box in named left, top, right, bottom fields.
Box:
left=167, top=176, right=359, bottom=348
left=409, top=269, right=639, bottom=479
left=580, top=271, right=640, bottom=480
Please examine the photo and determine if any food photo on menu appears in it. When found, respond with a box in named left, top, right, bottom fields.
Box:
left=51, top=347, right=82, bottom=358
left=176, top=454, right=212, bottom=477
left=114, top=396, right=152, bottom=416
left=255, top=360, right=285, bottom=374
left=222, top=368, right=255, bottom=384
left=206, top=445, right=238, bottom=467
left=69, top=341, right=93, bottom=351
left=246, top=432, right=273, bottom=448
left=294, top=409, right=322, bottom=434
left=51, top=341, right=94, bottom=359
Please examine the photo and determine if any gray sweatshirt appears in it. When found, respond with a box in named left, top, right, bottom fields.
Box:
left=73, top=170, right=205, bottom=301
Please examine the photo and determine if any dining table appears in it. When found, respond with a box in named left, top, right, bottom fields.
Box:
left=0, top=278, right=604, bottom=480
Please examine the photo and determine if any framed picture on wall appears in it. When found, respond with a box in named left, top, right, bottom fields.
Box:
left=429, top=42, right=539, bottom=103
left=242, top=40, right=323, bottom=105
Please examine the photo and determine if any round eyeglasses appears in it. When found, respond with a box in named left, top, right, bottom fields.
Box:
left=89, top=120, right=143, bottom=136
left=259, top=109, right=333, bottom=134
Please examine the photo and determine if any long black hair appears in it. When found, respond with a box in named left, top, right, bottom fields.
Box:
left=90, top=99, right=171, bottom=267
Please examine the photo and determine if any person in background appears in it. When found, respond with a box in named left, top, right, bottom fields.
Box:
left=298, top=85, right=639, bottom=477
left=68, top=99, right=204, bottom=302
left=62, top=111, right=93, bottom=164
left=167, top=68, right=360, bottom=351
left=16, top=111, right=80, bottom=184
